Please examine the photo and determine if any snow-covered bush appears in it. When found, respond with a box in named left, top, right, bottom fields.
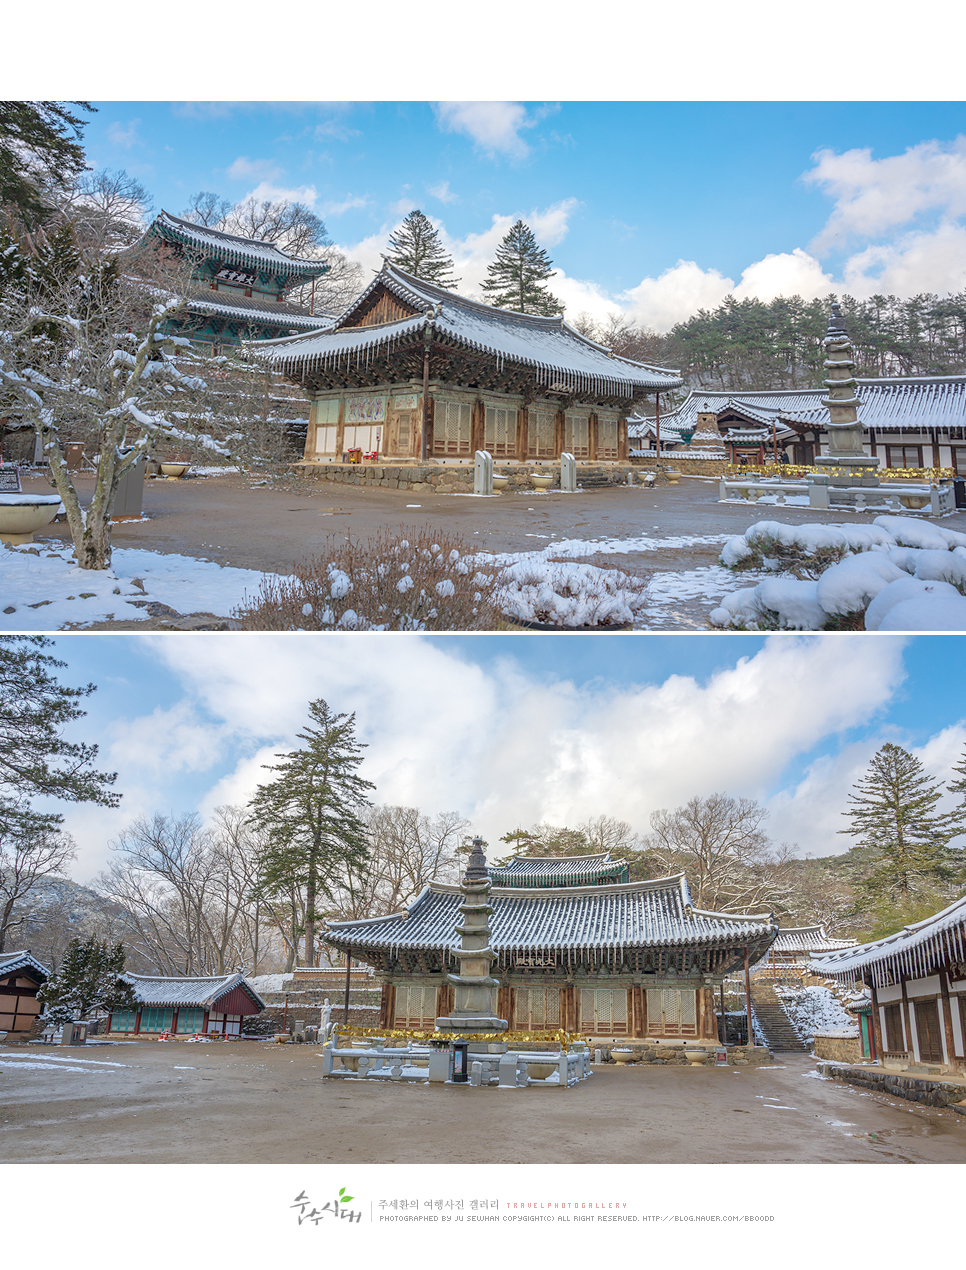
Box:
left=710, top=516, right=966, bottom=630
left=493, top=559, right=649, bottom=628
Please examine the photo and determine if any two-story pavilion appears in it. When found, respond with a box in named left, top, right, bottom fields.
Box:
left=261, top=262, right=683, bottom=465
left=125, top=211, right=331, bottom=350
left=323, top=855, right=777, bottom=1043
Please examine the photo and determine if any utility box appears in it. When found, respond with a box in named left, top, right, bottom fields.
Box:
left=60, top=1021, right=87, bottom=1046
left=112, top=454, right=146, bottom=520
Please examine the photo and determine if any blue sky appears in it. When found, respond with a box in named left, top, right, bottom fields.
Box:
left=80, top=100, right=966, bottom=330
left=36, top=631, right=966, bottom=884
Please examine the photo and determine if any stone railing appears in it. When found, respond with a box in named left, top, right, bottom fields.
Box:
left=720, top=478, right=956, bottom=517
left=321, top=1033, right=591, bottom=1088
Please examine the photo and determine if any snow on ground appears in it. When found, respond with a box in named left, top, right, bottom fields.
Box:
left=711, top=516, right=966, bottom=630
left=3, top=533, right=738, bottom=631
left=1, top=540, right=283, bottom=629
left=775, top=986, right=856, bottom=1046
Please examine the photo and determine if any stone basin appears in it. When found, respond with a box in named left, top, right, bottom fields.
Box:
left=160, top=462, right=190, bottom=479
left=492, top=474, right=509, bottom=491
left=529, top=473, right=553, bottom=491
left=898, top=493, right=930, bottom=510
left=0, top=494, right=62, bottom=543
left=611, top=1048, right=634, bottom=1064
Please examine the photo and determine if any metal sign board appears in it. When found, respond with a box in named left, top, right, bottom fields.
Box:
left=0, top=467, right=22, bottom=493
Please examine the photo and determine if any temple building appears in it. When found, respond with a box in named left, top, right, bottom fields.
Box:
left=630, top=377, right=966, bottom=470
left=262, top=262, right=683, bottom=465
left=0, top=951, right=49, bottom=1036
left=323, top=854, right=777, bottom=1043
left=811, top=892, right=966, bottom=1076
left=124, top=211, right=331, bottom=351
left=106, top=971, right=266, bottom=1038
left=753, top=925, right=857, bottom=979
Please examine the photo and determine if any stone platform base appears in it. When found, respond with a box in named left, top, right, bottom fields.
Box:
left=294, top=461, right=641, bottom=494
left=819, top=1061, right=966, bottom=1110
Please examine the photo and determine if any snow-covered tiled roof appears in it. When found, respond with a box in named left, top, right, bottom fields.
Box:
left=489, top=854, right=630, bottom=886
left=264, top=262, right=684, bottom=400
left=185, top=289, right=330, bottom=330
left=770, top=926, right=857, bottom=954
left=0, top=951, right=50, bottom=980
left=148, top=211, right=328, bottom=279
left=122, top=972, right=266, bottom=1010
left=633, top=380, right=966, bottom=439
left=810, top=893, right=966, bottom=987
left=325, top=874, right=776, bottom=962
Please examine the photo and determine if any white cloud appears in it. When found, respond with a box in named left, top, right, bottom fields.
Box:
left=225, top=156, right=283, bottom=183
left=428, top=180, right=457, bottom=204
left=59, top=633, right=910, bottom=882
left=620, top=260, right=735, bottom=331
left=433, top=102, right=534, bottom=159
left=733, top=248, right=834, bottom=302
left=806, top=137, right=966, bottom=252
left=320, top=194, right=369, bottom=218
left=107, top=119, right=140, bottom=149
left=237, top=179, right=320, bottom=208
left=841, top=221, right=966, bottom=297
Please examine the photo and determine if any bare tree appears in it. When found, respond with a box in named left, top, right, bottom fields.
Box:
left=60, top=168, right=152, bottom=249
left=181, top=191, right=233, bottom=228
left=0, top=818, right=76, bottom=952
left=644, top=794, right=794, bottom=913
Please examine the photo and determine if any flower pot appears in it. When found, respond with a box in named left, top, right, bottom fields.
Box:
left=160, top=463, right=190, bottom=479
left=530, top=474, right=553, bottom=492
left=0, top=494, right=62, bottom=543
left=492, top=474, right=509, bottom=491
left=611, top=1049, right=634, bottom=1065
left=684, top=1048, right=708, bottom=1066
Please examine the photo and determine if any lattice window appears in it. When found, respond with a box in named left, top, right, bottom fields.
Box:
left=646, top=988, right=697, bottom=1037
left=597, top=414, right=619, bottom=460
left=886, top=445, right=923, bottom=469
left=564, top=412, right=590, bottom=459
left=527, top=409, right=556, bottom=458
left=109, top=1010, right=138, bottom=1033
left=175, top=1008, right=205, bottom=1034
left=513, top=987, right=561, bottom=1031
left=434, top=400, right=473, bottom=455
left=393, top=983, right=437, bottom=1028
left=138, top=1008, right=174, bottom=1033
left=579, top=988, right=629, bottom=1036
left=485, top=405, right=517, bottom=457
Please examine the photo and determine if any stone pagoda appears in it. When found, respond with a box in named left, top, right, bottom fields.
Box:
left=814, top=303, right=880, bottom=488
left=435, top=837, right=507, bottom=1037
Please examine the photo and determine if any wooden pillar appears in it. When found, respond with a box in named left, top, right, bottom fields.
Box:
left=868, top=979, right=883, bottom=1061
left=939, top=969, right=957, bottom=1068
left=744, top=946, right=753, bottom=1046
left=343, top=949, right=352, bottom=1026
left=380, top=983, right=394, bottom=1029
left=472, top=399, right=484, bottom=456
left=565, top=983, right=577, bottom=1033
left=588, top=411, right=598, bottom=462
left=497, top=982, right=512, bottom=1027
left=420, top=336, right=431, bottom=460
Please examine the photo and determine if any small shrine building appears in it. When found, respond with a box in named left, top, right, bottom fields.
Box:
left=106, top=971, right=267, bottom=1038
left=323, top=854, right=777, bottom=1043
left=262, top=262, right=683, bottom=465
left=753, top=924, right=857, bottom=979
left=125, top=211, right=331, bottom=351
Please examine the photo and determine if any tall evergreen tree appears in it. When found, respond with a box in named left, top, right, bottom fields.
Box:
left=385, top=209, right=459, bottom=287
left=0, top=101, right=94, bottom=226
left=481, top=220, right=562, bottom=315
left=37, top=935, right=137, bottom=1023
left=840, top=743, right=965, bottom=901
left=247, top=700, right=374, bottom=967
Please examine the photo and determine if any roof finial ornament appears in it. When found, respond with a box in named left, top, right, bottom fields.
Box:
left=464, top=835, right=488, bottom=882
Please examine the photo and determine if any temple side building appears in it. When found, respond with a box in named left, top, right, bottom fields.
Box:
left=811, top=893, right=966, bottom=1076
left=323, top=855, right=777, bottom=1043
left=0, top=951, right=49, bottom=1036
left=753, top=925, right=857, bottom=979
left=125, top=211, right=331, bottom=351
left=106, top=972, right=266, bottom=1038
left=630, top=378, right=966, bottom=471
left=262, top=262, right=683, bottom=465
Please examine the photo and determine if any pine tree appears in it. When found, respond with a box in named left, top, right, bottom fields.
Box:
left=385, top=210, right=459, bottom=287
left=247, top=699, right=374, bottom=967
left=840, top=743, right=965, bottom=901
left=0, top=101, right=94, bottom=226
left=38, top=936, right=137, bottom=1023
left=481, top=220, right=562, bottom=315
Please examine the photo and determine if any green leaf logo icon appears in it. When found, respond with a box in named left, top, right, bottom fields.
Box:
left=340, top=1187, right=354, bottom=1203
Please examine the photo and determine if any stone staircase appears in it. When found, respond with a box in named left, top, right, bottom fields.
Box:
left=750, top=983, right=809, bottom=1053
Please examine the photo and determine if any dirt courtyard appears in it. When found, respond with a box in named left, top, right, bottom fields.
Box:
left=4, top=1039, right=965, bottom=1164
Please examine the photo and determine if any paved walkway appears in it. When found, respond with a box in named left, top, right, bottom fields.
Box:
left=3, top=1042, right=965, bottom=1163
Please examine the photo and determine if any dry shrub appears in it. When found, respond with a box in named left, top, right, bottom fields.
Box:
left=727, top=532, right=849, bottom=580
left=495, top=559, right=650, bottom=628
left=233, top=527, right=500, bottom=631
